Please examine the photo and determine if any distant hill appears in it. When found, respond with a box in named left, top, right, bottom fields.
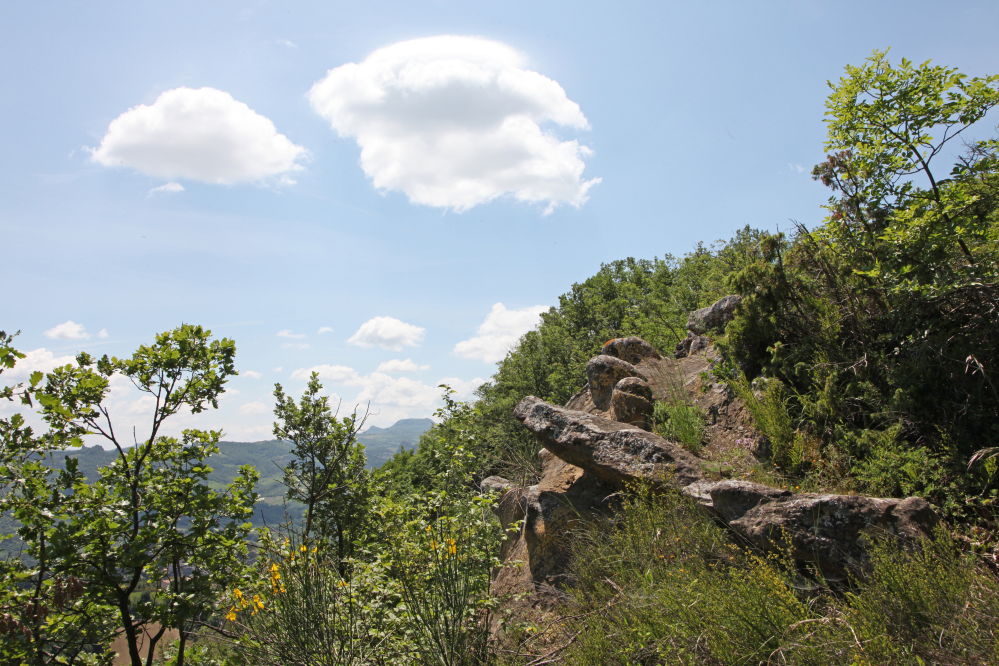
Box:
left=18, top=417, right=433, bottom=534
left=357, top=417, right=432, bottom=467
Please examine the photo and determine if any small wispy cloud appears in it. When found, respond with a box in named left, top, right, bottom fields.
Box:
left=149, top=182, right=185, bottom=195
left=277, top=39, right=298, bottom=49
left=273, top=366, right=283, bottom=372
left=277, top=329, right=307, bottom=339
left=238, top=401, right=268, bottom=415
left=243, top=370, right=263, bottom=379
left=282, top=343, right=310, bottom=349
left=788, top=163, right=807, bottom=174
left=318, top=326, right=334, bottom=334
left=98, top=328, right=109, bottom=339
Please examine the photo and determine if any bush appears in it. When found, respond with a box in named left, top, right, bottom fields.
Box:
left=218, top=389, right=502, bottom=666
left=652, top=401, right=705, bottom=454
left=556, top=487, right=999, bottom=666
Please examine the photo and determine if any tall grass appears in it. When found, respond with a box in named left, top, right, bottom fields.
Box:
left=727, top=374, right=814, bottom=475
left=645, top=360, right=706, bottom=454
left=553, top=487, right=999, bottom=665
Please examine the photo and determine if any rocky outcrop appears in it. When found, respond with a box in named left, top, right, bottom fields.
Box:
left=687, top=294, right=743, bottom=335
left=676, top=294, right=742, bottom=358
left=487, top=451, right=618, bottom=641
left=601, top=336, right=663, bottom=365
left=610, top=377, right=654, bottom=430
left=585, top=355, right=647, bottom=410
left=674, top=333, right=710, bottom=359
left=683, top=479, right=938, bottom=579
left=491, top=333, right=941, bottom=643
left=514, top=396, right=703, bottom=488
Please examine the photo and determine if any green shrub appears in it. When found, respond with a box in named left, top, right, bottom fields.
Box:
left=556, top=487, right=999, bottom=666
left=652, top=400, right=705, bottom=454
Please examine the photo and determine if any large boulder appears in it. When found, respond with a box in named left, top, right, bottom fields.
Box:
left=687, top=294, right=743, bottom=335
left=601, top=336, right=663, bottom=365
left=488, top=453, right=617, bottom=644
left=514, top=396, right=702, bottom=487
left=586, top=355, right=647, bottom=410
left=682, top=479, right=940, bottom=579
left=610, top=377, right=654, bottom=430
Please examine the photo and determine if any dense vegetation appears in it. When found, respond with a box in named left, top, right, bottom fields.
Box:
left=3, top=50, right=999, bottom=665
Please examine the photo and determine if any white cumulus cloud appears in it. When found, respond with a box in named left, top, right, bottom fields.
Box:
left=308, top=35, right=600, bottom=213
left=453, top=303, right=548, bottom=363
left=238, top=401, right=268, bottom=415
left=149, top=182, right=184, bottom=195
left=243, top=370, right=263, bottom=379
left=347, top=317, right=425, bottom=351
left=90, top=87, right=306, bottom=184
left=318, top=327, right=334, bottom=334
left=44, top=320, right=90, bottom=340
left=376, top=358, right=429, bottom=373
left=438, top=376, right=486, bottom=401
left=288, top=363, right=481, bottom=428
left=277, top=329, right=307, bottom=339
left=98, top=328, right=109, bottom=338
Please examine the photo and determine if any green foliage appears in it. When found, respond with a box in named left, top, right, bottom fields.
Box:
left=462, top=229, right=762, bottom=486
left=726, top=375, right=813, bottom=476
left=273, top=372, right=370, bottom=555
left=652, top=400, right=705, bottom=454
left=721, top=51, right=999, bottom=514
left=221, top=531, right=381, bottom=666
left=387, top=391, right=500, bottom=666
left=222, top=388, right=501, bottom=666
left=0, top=325, right=258, bottom=666
left=560, top=487, right=999, bottom=665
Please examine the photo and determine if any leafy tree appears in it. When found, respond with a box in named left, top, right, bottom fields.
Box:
left=272, top=372, right=370, bottom=559
left=2, top=325, right=259, bottom=666
left=724, top=51, right=999, bottom=512
left=1, top=331, right=116, bottom=666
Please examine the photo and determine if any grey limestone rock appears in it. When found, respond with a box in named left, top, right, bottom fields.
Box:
left=514, top=396, right=703, bottom=488
left=681, top=479, right=940, bottom=579
left=687, top=294, right=743, bottom=335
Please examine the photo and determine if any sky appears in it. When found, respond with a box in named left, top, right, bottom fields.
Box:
left=3, top=0, right=999, bottom=444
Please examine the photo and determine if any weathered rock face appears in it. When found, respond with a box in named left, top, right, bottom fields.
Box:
left=687, top=294, right=743, bottom=335
left=674, top=333, right=710, bottom=359
left=601, top=336, right=663, bottom=365
left=491, top=333, right=942, bottom=645
left=610, top=377, right=654, bottom=430
left=514, top=396, right=703, bottom=487
left=682, top=479, right=940, bottom=579
left=585, top=355, right=647, bottom=410
left=486, top=453, right=618, bottom=642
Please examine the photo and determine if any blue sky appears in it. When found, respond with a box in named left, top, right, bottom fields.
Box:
left=3, top=1, right=998, bottom=442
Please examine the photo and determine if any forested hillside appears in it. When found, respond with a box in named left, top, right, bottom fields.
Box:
left=3, top=50, right=999, bottom=666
